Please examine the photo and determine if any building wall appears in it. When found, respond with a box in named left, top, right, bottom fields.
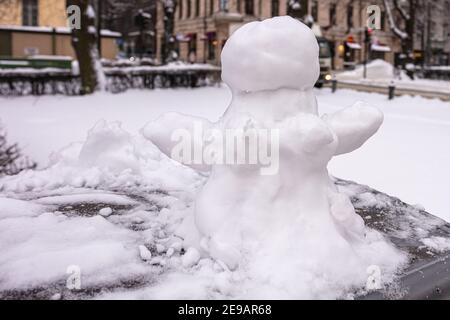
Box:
left=100, top=38, right=119, bottom=60
left=7, top=31, right=119, bottom=59
left=315, top=0, right=401, bottom=69
left=38, top=0, right=67, bottom=27
left=0, top=0, right=120, bottom=60
left=156, top=0, right=450, bottom=69
left=0, top=0, right=67, bottom=27
left=0, top=0, right=21, bottom=25
left=12, top=31, right=53, bottom=56
left=156, top=0, right=293, bottom=64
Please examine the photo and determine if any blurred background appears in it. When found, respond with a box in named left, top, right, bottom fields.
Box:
left=0, top=0, right=449, bottom=78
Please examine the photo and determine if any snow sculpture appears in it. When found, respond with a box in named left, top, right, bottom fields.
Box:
left=144, top=17, right=398, bottom=287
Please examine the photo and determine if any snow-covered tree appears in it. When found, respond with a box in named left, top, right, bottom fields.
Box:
left=67, top=0, right=103, bottom=94
left=287, top=0, right=307, bottom=19
left=160, top=0, right=178, bottom=64
left=383, top=0, right=418, bottom=78
left=0, top=123, right=36, bottom=176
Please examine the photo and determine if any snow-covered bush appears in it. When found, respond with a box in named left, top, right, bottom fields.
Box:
left=0, top=122, right=36, bottom=176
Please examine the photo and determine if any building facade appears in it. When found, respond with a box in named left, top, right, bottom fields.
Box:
left=98, top=0, right=157, bottom=58
left=314, top=0, right=400, bottom=70
left=156, top=0, right=292, bottom=65
left=0, top=0, right=120, bottom=60
left=155, top=0, right=450, bottom=69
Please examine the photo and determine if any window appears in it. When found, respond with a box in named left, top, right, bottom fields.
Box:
left=179, top=0, right=183, bottom=19
left=195, top=0, right=200, bottom=16
left=347, top=4, right=353, bottom=29
left=210, top=0, right=214, bottom=15
left=245, top=0, right=254, bottom=15
left=271, top=0, right=279, bottom=17
left=219, top=0, right=228, bottom=12
left=311, top=0, right=318, bottom=22
left=237, top=0, right=241, bottom=13
left=22, top=0, right=38, bottom=26
left=329, top=3, right=336, bottom=26
left=207, top=32, right=217, bottom=60
left=380, top=11, right=385, bottom=31
left=187, top=0, right=191, bottom=18
left=188, top=33, right=197, bottom=56
left=318, top=39, right=331, bottom=58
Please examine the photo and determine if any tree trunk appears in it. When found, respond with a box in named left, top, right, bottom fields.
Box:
left=402, top=0, right=416, bottom=79
left=67, top=0, right=100, bottom=94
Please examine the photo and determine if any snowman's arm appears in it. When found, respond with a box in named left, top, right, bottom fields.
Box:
left=323, top=102, right=384, bottom=156
left=142, top=112, right=213, bottom=172
left=279, top=113, right=335, bottom=154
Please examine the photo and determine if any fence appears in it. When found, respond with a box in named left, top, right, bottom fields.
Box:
left=0, top=66, right=221, bottom=96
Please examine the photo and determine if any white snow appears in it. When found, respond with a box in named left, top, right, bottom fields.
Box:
left=35, top=194, right=137, bottom=206
left=336, top=59, right=450, bottom=94
left=0, top=198, right=45, bottom=219
left=99, top=207, right=113, bottom=217
left=0, top=213, right=148, bottom=291
left=181, top=247, right=201, bottom=268
left=221, top=17, right=319, bottom=92
left=0, top=16, right=448, bottom=300
left=421, top=236, right=450, bottom=253
left=138, top=245, right=152, bottom=261
left=0, top=87, right=449, bottom=222
left=0, top=85, right=448, bottom=298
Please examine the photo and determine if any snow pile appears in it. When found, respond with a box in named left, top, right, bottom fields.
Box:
left=0, top=210, right=148, bottom=291
left=144, top=17, right=406, bottom=299
left=336, top=59, right=396, bottom=80
left=335, top=60, right=450, bottom=94
left=0, top=120, right=199, bottom=194
left=421, top=237, right=450, bottom=253
left=0, top=121, right=199, bottom=296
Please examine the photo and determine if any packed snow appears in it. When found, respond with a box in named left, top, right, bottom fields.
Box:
left=221, top=17, right=319, bottom=92
left=142, top=16, right=406, bottom=297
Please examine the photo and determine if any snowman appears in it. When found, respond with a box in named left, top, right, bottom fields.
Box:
left=143, top=17, right=386, bottom=271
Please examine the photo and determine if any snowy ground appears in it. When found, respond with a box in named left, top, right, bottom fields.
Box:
left=1, top=86, right=449, bottom=222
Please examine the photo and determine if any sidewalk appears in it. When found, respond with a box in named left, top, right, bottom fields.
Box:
left=334, top=60, right=450, bottom=101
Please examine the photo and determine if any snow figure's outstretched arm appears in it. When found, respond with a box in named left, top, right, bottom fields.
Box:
left=142, top=112, right=213, bottom=172
left=323, top=101, right=384, bottom=156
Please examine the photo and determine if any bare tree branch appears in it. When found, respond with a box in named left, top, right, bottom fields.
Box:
left=393, top=0, right=411, bottom=20
left=383, top=0, right=409, bottom=39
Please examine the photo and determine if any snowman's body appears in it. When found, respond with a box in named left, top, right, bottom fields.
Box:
left=195, top=84, right=371, bottom=267
left=144, top=17, right=401, bottom=288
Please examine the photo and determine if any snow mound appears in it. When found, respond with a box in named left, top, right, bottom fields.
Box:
left=221, top=16, right=320, bottom=92
left=0, top=120, right=200, bottom=194
left=0, top=121, right=200, bottom=297
left=0, top=213, right=147, bottom=291
left=337, top=59, right=396, bottom=80
left=0, top=198, right=46, bottom=219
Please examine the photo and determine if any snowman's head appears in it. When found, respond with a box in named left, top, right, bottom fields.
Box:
left=221, top=16, right=320, bottom=93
